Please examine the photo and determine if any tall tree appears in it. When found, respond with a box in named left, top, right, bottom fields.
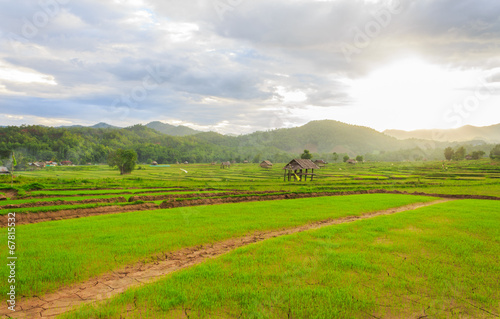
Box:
left=108, top=149, right=137, bottom=175
left=300, top=149, right=312, bottom=159
left=332, top=152, right=339, bottom=162
left=11, top=152, right=16, bottom=187
left=490, top=144, right=500, bottom=160
left=453, top=146, right=466, bottom=161
left=444, top=147, right=454, bottom=161
left=470, top=151, right=485, bottom=160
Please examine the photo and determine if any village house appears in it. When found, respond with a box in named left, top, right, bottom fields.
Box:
left=260, top=160, right=273, bottom=169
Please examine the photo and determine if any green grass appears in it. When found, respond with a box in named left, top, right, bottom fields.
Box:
left=62, top=199, right=500, bottom=319
left=0, top=194, right=436, bottom=298
left=3, top=160, right=500, bottom=197
left=28, top=188, right=177, bottom=196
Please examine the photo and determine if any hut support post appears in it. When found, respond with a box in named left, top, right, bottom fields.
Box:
left=311, top=169, right=314, bottom=181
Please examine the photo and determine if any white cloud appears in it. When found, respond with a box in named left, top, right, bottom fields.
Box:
left=0, top=61, right=57, bottom=86
left=0, top=0, right=499, bottom=133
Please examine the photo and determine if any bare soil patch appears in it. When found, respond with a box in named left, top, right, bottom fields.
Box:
left=0, top=197, right=127, bottom=210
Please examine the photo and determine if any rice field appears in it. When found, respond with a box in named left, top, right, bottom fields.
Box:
left=0, top=159, right=498, bottom=318
left=61, top=200, right=500, bottom=319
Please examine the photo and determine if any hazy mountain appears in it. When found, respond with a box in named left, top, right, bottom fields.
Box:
left=384, top=124, right=500, bottom=144
left=3, top=120, right=496, bottom=164
left=91, top=122, right=119, bottom=129
left=58, top=122, right=120, bottom=129
left=145, top=121, right=201, bottom=136
left=234, top=120, right=418, bottom=156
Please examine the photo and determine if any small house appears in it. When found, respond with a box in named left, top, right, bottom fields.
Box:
left=283, top=159, right=319, bottom=181
left=220, top=161, right=231, bottom=169
left=314, top=159, right=327, bottom=167
left=260, top=160, right=273, bottom=169
left=60, top=161, right=72, bottom=166
left=151, top=161, right=158, bottom=165
left=0, top=166, right=10, bottom=175
left=346, top=159, right=358, bottom=164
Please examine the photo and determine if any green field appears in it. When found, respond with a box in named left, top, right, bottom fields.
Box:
left=3, top=159, right=500, bottom=197
left=0, top=194, right=435, bottom=298
left=62, top=200, right=500, bottom=319
left=0, top=160, right=498, bottom=318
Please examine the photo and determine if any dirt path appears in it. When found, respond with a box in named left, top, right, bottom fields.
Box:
left=0, top=199, right=453, bottom=319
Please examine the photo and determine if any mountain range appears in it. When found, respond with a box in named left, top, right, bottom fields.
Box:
left=2, top=120, right=497, bottom=164
left=384, top=124, right=500, bottom=144
left=59, top=121, right=500, bottom=144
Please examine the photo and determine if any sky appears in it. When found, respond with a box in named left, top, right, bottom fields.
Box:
left=0, top=0, right=499, bottom=135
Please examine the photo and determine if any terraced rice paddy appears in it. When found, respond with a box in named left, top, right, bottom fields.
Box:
left=0, top=160, right=498, bottom=318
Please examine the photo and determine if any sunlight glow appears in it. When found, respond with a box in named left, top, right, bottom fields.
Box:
left=0, top=62, right=57, bottom=86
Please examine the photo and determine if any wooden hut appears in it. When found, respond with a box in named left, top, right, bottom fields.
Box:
left=346, top=159, right=358, bottom=164
left=220, top=161, right=231, bottom=169
left=260, top=160, right=273, bottom=169
left=151, top=161, right=158, bottom=165
left=283, top=159, right=319, bottom=181
left=0, top=166, right=10, bottom=175
left=314, top=159, right=327, bottom=167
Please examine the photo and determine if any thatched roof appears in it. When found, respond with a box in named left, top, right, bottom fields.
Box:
left=283, top=159, right=320, bottom=170
left=261, top=160, right=273, bottom=166
left=314, top=159, right=327, bottom=164
left=0, top=166, right=10, bottom=174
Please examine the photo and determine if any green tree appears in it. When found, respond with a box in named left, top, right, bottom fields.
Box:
left=253, top=153, right=261, bottom=163
left=355, top=155, right=363, bottom=162
left=11, top=152, right=17, bottom=187
left=453, top=146, right=466, bottom=161
left=444, top=147, right=454, bottom=161
left=332, top=152, right=339, bottom=162
left=343, top=155, right=350, bottom=162
left=470, top=151, right=485, bottom=160
left=108, top=149, right=137, bottom=175
left=301, top=149, right=312, bottom=159
left=490, top=144, right=500, bottom=160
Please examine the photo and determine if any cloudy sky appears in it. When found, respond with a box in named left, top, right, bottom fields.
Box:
left=0, top=0, right=499, bottom=134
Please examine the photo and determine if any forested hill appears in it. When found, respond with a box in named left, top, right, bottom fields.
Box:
left=234, top=120, right=415, bottom=155
left=145, top=121, right=201, bottom=136
left=384, top=124, right=500, bottom=143
left=0, top=120, right=454, bottom=166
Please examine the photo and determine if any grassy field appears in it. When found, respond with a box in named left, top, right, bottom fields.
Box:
left=62, top=199, right=500, bottom=319
left=0, top=194, right=436, bottom=298
left=3, top=159, right=500, bottom=197
left=0, top=159, right=498, bottom=318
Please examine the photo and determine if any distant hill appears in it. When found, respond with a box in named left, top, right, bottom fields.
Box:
left=91, top=122, right=119, bottom=129
left=59, top=122, right=120, bottom=129
left=234, top=120, right=418, bottom=156
left=145, top=121, right=201, bottom=136
left=384, top=124, right=500, bottom=144
left=2, top=120, right=496, bottom=164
